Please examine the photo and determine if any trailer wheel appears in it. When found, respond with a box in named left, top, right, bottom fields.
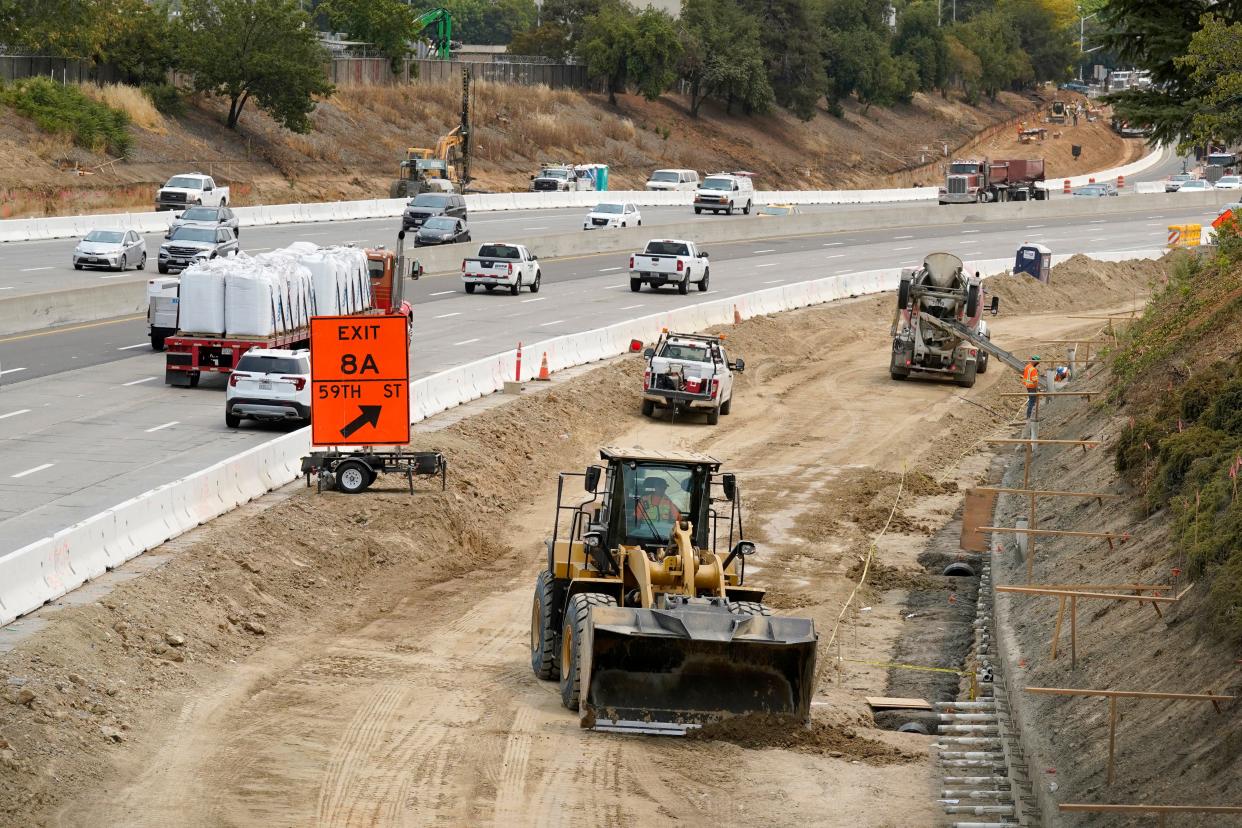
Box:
left=530, top=570, right=561, bottom=680
left=560, top=592, right=617, bottom=711
left=151, top=333, right=166, bottom=351
left=641, top=399, right=655, bottom=417
left=188, top=371, right=200, bottom=388
left=727, top=601, right=772, bottom=616
left=335, top=460, right=372, bottom=494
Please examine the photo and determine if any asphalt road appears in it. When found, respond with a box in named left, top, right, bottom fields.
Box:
left=0, top=188, right=1223, bottom=554
left=0, top=143, right=1186, bottom=301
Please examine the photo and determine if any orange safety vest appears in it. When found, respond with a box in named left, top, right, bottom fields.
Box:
left=1022, top=363, right=1040, bottom=390
left=637, top=494, right=680, bottom=523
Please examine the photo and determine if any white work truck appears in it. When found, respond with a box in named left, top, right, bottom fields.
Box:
left=461, top=242, right=542, bottom=295
left=641, top=331, right=743, bottom=424
left=155, top=173, right=231, bottom=211
left=629, top=239, right=710, bottom=294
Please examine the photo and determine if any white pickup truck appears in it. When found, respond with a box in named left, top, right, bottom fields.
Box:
left=629, top=239, right=710, bottom=294
left=461, top=242, right=542, bottom=295
left=641, top=331, right=743, bottom=424
left=155, top=173, right=231, bottom=212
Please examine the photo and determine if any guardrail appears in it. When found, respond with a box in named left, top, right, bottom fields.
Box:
left=0, top=246, right=1165, bottom=625
left=0, top=143, right=1165, bottom=244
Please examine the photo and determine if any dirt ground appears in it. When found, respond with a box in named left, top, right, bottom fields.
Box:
left=0, top=257, right=1168, bottom=827
left=0, top=81, right=1051, bottom=218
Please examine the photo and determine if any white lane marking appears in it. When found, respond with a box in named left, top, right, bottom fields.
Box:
left=145, top=421, right=179, bottom=433
left=823, top=242, right=844, bottom=247
left=117, top=343, right=148, bottom=351
left=525, top=226, right=548, bottom=231
left=599, top=266, right=623, bottom=272
left=0, top=409, right=31, bottom=420
left=297, top=231, right=327, bottom=237
left=539, top=319, right=565, bottom=326
left=752, top=248, right=776, bottom=254
left=0, top=367, right=27, bottom=376
left=434, top=312, right=461, bottom=319
left=0, top=286, right=13, bottom=291
left=1089, top=219, right=1106, bottom=224
left=11, top=463, right=54, bottom=479
left=894, top=246, right=913, bottom=251
left=901, top=261, right=918, bottom=265
left=700, top=290, right=718, bottom=296
left=521, top=297, right=546, bottom=303
left=961, top=230, right=980, bottom=234
left=620, top=304, right=644, bottom=310
left=453, top=338, right=480, bottom=346
left=763, top=279, right=785, bottom=284
left=428, top=290, right=455, bottom=296
left=19, top=266, right=54, bottom=272
left=1090, top=237, right=1108, bottom=242
left=99, top=274, right=129, bottom=280
left=1026, top=224, right=1045, bottom=228
left=755, top=263, right=778, bottom=268
left=894, top=235, right=913, bottom=240
left=122, top=376, right=157, bottom=386
left=825, top=254, right=845, bottom=259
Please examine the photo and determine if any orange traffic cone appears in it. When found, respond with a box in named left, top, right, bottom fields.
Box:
left=535, top=352, right=551, bottom=381
left=733, top=305, right=742, bottom=324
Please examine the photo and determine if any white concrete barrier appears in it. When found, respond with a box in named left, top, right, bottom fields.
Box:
left=1038, top=145, right=1168, bottom=190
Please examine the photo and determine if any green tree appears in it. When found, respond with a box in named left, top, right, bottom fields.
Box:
left=895, top=1, right=949, bottom=93
left=952, top=8, right=1032, bottom=99
left=945, top=33, right=983, bottom=103
left=741, top=0, right=826, bottom=120
left=178, top=0, right=335, bottom=132
left=1001, top=0, right=1074, bottom=84
left=577, top=2, right=680, bottom=105
left=322, top=0, right=415, bottom=72
left=510, top=0, right=605, bottom=55
left=1180, top=16, right=1242, bottom=150
left=678, top=0, right=773, bottom=117
left=627, top=8, right=683, bottom=101
left=103, top=0, right=179, bottom=85
left=440, top=0, right=538, bottom=45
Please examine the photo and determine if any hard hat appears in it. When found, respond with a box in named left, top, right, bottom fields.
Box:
left=1031, top=355, right=1041, bottom=362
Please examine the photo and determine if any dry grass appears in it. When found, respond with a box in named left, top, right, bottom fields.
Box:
left=78, top=83, right=166, bottom=134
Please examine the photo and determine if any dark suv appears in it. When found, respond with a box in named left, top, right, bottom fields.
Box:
left=402, top=192, right=467, bottom=231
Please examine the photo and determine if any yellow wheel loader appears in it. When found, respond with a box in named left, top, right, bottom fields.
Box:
left=530, top=447, right=818, bottom=734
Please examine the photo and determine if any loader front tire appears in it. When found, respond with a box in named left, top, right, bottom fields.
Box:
left=727, top=601, right=773, bottom=616
left=560, top=592, right=617, bottom=711
left=530, top=570, right=561, bottom=680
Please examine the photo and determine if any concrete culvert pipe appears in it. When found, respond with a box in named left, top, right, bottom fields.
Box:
left=897, top=721, right=930, bottom=735
left=943, top=562, right=976, bottom=577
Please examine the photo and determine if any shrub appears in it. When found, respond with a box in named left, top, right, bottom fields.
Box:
left=142, top=82, right=185, bottom=118
left=0, top=77, right=132, bottom=157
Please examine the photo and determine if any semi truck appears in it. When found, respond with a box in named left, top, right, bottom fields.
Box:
left=890, top=252, right=1022, bottom=387
left=158, top=237, right=417, bottom=387
left=939, top=158, right=1047, bottom=204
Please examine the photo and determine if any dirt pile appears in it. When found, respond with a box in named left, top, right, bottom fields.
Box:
left=985, top=253, right=1167, bottom=314
left=0, top=80, right=1049, bottom=217
left=688, top=713, right=918, bottom=764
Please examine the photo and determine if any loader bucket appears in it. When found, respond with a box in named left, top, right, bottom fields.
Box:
left=580, top=603, right=818, bottom=735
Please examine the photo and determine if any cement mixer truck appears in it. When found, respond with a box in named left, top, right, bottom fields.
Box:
left=890, top=252, right=1022, bottom=387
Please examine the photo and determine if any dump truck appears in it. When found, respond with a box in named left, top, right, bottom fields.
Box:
left=530, top=447, right=818, bottom=734
left=939, top=158, right=1047, bottom=204
left=890, top=252, right=1023, bottom=387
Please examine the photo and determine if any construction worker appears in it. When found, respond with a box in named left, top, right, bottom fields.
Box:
left=636, top=477, right=681, bottom=525
left=1023, top=355, right=1042, bottom=419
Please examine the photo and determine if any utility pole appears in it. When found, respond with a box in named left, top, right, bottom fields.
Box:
left=460, top=66, right=471, bottom=193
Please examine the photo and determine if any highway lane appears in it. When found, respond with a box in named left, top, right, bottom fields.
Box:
left=0, top=144, right=1177, bottom=300
left=0, top=196, right=1219, bottom=553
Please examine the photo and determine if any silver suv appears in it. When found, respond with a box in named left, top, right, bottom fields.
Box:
left=225, top=348, right=311, bottom=427
left=158, top=225, right=239, bottom=273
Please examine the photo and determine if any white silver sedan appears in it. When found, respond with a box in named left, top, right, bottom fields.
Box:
left=583, top=202, right=642, bottom=230
left=1214, top=175, right=1242, bottom=190
left=1178, top=179, right=1215, bottom=192
left=72, top=229, right=147, bottom=271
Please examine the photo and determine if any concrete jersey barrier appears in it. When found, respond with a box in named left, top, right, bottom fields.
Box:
left=0, top=245, right=1166, bottom=626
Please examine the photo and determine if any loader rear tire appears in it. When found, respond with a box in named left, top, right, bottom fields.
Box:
left=530, top=570, right=561, bottom=680
left=727, top=601, right=773, bottom=616
left=560, top=592, right=617, bottom=711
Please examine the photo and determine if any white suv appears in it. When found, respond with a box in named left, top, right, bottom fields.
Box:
left=225, top=348, right=311, bottom=428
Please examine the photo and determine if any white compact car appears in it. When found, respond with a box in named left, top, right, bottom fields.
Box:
left=1214, top=175, right=1242, bottom=190
left=584, top=202, right=642, bottom=229
left=73, top=229, right=147, bottom=271
left=225, top=348, right=311, bottom=428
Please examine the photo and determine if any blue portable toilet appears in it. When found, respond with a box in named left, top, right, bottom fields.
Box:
left=1014, top=242, right=1052, bottom=283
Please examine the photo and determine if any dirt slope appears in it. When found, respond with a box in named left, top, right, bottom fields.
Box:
left=0, top=81, right=1052, bottom=218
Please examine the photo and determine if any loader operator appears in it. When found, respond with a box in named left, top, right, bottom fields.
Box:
left=1023, top=355, right=1042, bottom=419
left=636, top=477, right=681, bottom=526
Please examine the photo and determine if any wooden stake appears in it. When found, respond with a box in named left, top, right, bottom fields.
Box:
left=1051, top=594, right=1066, bottom=660
left=1070, top=594, right=1078, bottom=669
left=1107, top=696, right=1118, bottom=784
